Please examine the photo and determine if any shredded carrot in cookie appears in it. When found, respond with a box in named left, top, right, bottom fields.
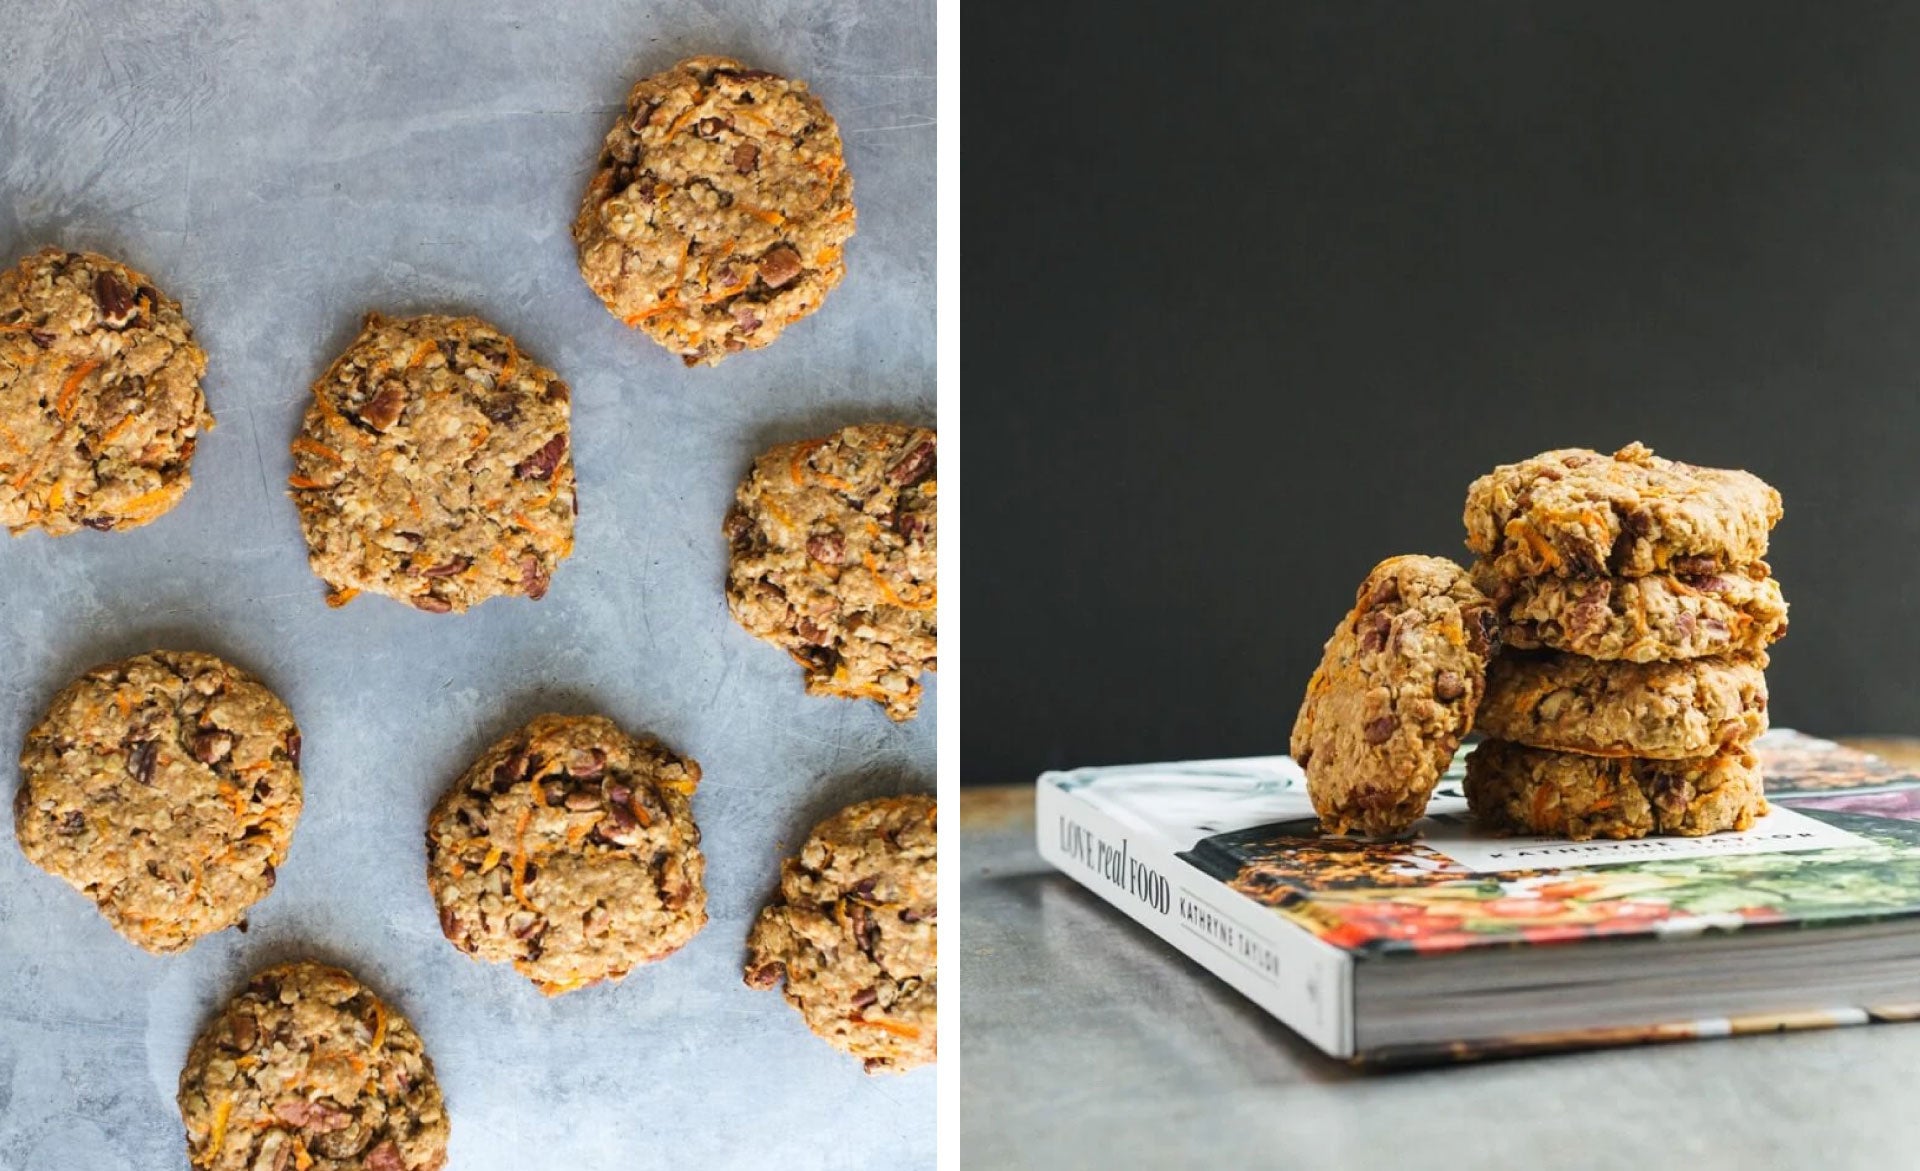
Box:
left=370, top=1002, right=389, bottom=1050
left=204, top=1096, right=233, bottom=1162
left=324, top=587, right=359, bottom=608
left=406, top=339, right=437, bottom=369
left=55, top=358, right=99, bottom=421
left=287, top=475, right=330, bottom=490
left=116, top=486, right=178, bottom=520
left=100, top=413, right=137, bottom=446
left=850, top=1015, right=920, bottom=1040
left=622, top=303, right=679, bottom=326
left=290, top=437, right=344, bottom=463
left=511, top=807, right=535, bottom=911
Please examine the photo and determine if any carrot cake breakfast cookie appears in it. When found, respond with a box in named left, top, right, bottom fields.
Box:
left=14, top=650, right=301, bottom=953
left=725, top=423, right=936, bottom=720
left=745, top=794, right=936, bottom=1073
left=1463, top=443, right=1781, bottom=581
left=0, top=247, right=212, bottom=535
left=177, top=961, right=448, bottom=1171
left=426, top=714, right=706, bottom=995
left=574, top=55, right=856, bottom=366
left=290, top=313, right=575, bottom=612
left=1290, top=555, right=1500, bottom=838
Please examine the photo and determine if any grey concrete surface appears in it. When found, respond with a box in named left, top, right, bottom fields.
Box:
left=0, top=3, right=935, bottom=1169
left=962, top=787, right=1920, bottom=1171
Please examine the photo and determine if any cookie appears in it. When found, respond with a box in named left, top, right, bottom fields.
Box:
left=1475, top=651, right=1768, bottom=759
left=14, top=650, right=301, bottom=953
left=1289, top=555, right=1500, bottom=838
left=745, top=795, right=936, bottom=1074
left=1475, top=559, right=1788, bottom=662
left=426, top=714, right=706, bottom=995
left=1463, top=443, right=1782, bottom=581
left=0, top=247, right=213, bottom=535
left=290, top=313, right=575, bottom=613
left=1464, top=739, right=1767, bottom=840
left=573, top=56, right=856, bottom=366
left=725, top=423, right=936, bottom=721
left=177, top=961, right=449, bottom=1171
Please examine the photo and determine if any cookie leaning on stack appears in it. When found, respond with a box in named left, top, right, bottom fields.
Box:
left=1461, top=444, right=1788, bottom=840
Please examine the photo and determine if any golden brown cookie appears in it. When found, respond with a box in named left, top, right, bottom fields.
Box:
left=1290, top=556, right=1501, bottom=838
left=745, top=795, right=936, bottom=1074
left=725, top=423, right=936, bottom=720
left=1475, top=651, right=1768, bottom=759
left=0, top=247, right=213, bottom=535
left=1465, top=739, right=1767, bottom=840
left=14, top=650, right=302, bottom=953
left=573, top=55, right=856, bottom=366
left=290, top=313, right=576, bottom=613
left=1464, top=443, right=1781, bottom=581
left=426, top=714, right=706, bottom=995
left=177, top=962, right=448, bottom=1171
left=1475, top=559, right=1788, bottom=662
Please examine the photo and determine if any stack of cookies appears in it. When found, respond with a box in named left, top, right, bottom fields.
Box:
left=1460, top=443, right=1789, bottom=840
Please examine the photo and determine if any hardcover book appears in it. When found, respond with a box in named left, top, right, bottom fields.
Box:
left=1035, top=730, right=1920, bottom=1064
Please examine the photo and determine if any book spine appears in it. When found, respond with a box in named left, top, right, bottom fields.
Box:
left=1035, top=777, right=1353, bottom=1058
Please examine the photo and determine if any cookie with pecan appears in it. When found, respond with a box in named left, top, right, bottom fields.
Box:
left=177, top=961, right=448, bottom=1171
left=1463, top=442, right=1781, bottom=581
left=574, top=55, right=856, bottom=365
left=1465, top=739, right=1766, bottom=840
left=1475, top=559, right=1788, bottom=662
left=1476, top=651, right=1768, bottom=759
left=746, top=794, right=936, bottom=1074
left=426, top=714, right=707, bottom=995
left=0, top=247, right=213, bottom=535
left=14, top=650, right=301, bottom=953
left=725, top=423, right=935, bottom=720
left=1290, top=555, right=1500, bottom=838
left=290, top=313, right=575, bottom=612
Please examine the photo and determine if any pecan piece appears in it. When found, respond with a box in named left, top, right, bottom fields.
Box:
left=357, top=381, right=405, bottom=432
left=192, top=728, right=234, bottom=764
left=806, top=531, right=846, bottom=565
left=732, top=143, right=760, bottom=174
left=127, top=740, right=158, bottom=785
left=757, top=246, right=802, bottom=289
left=421, top=556, right=472, bottom=578
left=94, top=270, right=137, bottom=326
left=514, top=434, right=567, bottom=481
left=887, top=439, right=936, bottom=486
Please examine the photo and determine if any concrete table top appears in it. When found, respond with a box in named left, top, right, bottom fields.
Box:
left=0, top=3, right=934, bottom=1169
left=962, top=740, right=1920, bottom=1171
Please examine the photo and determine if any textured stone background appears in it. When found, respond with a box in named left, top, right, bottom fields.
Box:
left=0, top=2, right=935, bottom=1167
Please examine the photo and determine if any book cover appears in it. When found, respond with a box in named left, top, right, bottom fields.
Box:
left=1036, top=730, right=1920, bottom=1065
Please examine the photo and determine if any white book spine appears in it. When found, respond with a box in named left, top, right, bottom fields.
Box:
left=1035, top=776, right=1355, bottom=1058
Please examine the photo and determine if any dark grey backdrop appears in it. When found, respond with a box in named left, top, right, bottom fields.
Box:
left=964, top=4, right=1920, bottom=782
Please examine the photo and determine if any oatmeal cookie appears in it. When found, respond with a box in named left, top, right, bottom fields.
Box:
left=290, top=313, right=575, bottom=612
left=14, top=650, right=301, bottom=953
left=1290, top=556, right=1500, bottom=838
left=1465, top=739, right=1767, bottom=840
left=177, top=961, right=448, bottom=1171
left=574, top=55, right=856, bottom=366
left=1476, top=651, right=1768, bottom=759
left=726, top=423, right=936, bottom=720
left=0, top=247, right=213, bottom=535
left=1475, top=560, right=1788, bottom=662
left=1464, top=443, right=1781, bottom=580
left=426, top=714, right=706, bottom=995
left=745, top=794, right=935, bottom=1074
